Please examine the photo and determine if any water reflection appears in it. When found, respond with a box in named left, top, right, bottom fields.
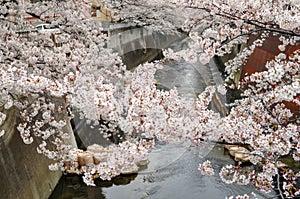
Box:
left=155, top=60, right=207, bottom=99
left=49, top=173, right=138, bottom=199
left=103, top=145, right=274, bottom=199
left=50, top=144, right=276, bottom=199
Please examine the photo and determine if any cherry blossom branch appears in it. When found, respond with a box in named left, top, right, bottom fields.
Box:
left=0, top=18, right=18, bottom=24
left=25, top=11, right=41, bottom=20
left=186, top=5, right=300, bottom=37
left=219, top=28, right=264, bottom=48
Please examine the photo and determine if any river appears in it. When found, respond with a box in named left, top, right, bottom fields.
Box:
left=49, top=27, right=278, bottom=199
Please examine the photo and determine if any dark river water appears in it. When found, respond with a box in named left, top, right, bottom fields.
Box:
left=50, top=143, right=276, bottom=199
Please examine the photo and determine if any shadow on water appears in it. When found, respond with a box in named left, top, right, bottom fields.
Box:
left=122, top=48, right=164, bottom=70
left=49, top=173, right=138, bottom=199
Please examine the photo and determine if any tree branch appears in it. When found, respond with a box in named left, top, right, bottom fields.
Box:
left=185, top=5, right=300, bottom=37
left=276, top=160, right=285, bottom=199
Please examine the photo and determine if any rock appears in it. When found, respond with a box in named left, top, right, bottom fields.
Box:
left=87, top=144, right=115, bottom=153
left=121, top=164, right=139, bottom=175
left=77, top=152, right=86, bottom=166
left=86, top=144, right=116, bottom=165
left=93, top=152, right=109, bottom=164
left=234, top=152, right=250, bottom=162
left=224, top=145, right=250, bottom=163
left=87, top=144, right=106, bottom=153
left=77, top=151, right=94, bottom=166
left=135, top=158, right=148, bottom=166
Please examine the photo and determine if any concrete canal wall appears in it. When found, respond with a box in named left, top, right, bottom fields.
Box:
left=0, top=106, right=77, bottom=199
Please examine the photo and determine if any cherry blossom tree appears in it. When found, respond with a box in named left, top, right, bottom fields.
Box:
left=1, top=0, right=300, bottom=198
left=112, top=1, right=300, bottom=197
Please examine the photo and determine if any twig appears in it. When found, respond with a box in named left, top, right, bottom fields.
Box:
left=185, top=5, right=300, bottom=37
left=276, top=161, right=285, bottom=199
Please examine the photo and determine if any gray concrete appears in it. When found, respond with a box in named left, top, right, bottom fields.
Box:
left=107, top=26, right=185, bottom=68
left=0, top=106, right=77, bottom=199
left=108, top=27, right=183, bottom=56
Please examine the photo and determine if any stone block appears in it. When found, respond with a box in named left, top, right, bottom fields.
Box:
left=87, top=144, right=105, bottom=153
left=93, top=152, right=108, bottom=164
left=77, top=151, right=94, bottom=166
left=121, top=164, right=139, bottom=175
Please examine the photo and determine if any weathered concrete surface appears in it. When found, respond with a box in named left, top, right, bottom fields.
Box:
left=108, top=28, right=182, bottom=55
left=0, top=107, right=77, bottom=199
left=108, top=27, right=185, bottom=69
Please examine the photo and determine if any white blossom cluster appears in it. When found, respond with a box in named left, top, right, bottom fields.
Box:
left=64, top=140, right=151, bottom=185
left=1, top=0, right=300, bottom=198
left=1, top=0, right=222, bottom=188
left=198, top=160, right=214, bottom=176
